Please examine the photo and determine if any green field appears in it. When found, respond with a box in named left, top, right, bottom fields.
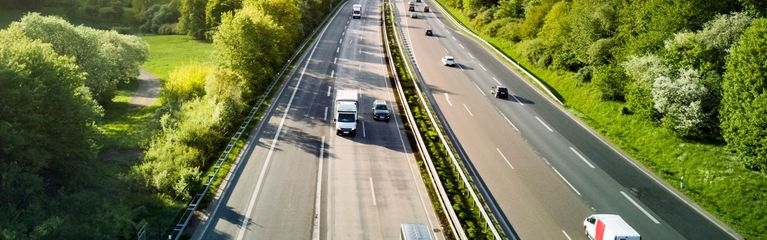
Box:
left=140, top=35, right=215, bottom=81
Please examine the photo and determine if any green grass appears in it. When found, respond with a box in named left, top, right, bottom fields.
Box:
left=435, top=2, right=767, bottom=239
left=140, top=35, right=215, bottom=81
left=99, top=80, right=158, bottom=149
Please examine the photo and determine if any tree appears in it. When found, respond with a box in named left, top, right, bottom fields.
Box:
left=178, top=0, right=208, bottom=39
left=622, top=54, right=669, bottom=118
left=140, top=2, right=180, bottom=34
left=592, top=64, right=628, bottom=101
left=536, top=1, right=578, bottom=70
left=0, top=26, right=101, bottom=238
left=12, top=13, right=149, bottom=104
left=205, top=0, right=243, bottom=38
left=738, top=0, right=767, bottom=17
left=698, top=12, right=753, bottom=51
left=494, top=0, right=523, bottom=19
left=652, top=68, right=715, bottom=138
left=516, top=0, right=558, bottom=40
left=616, top=0, right=740, bottom=60
left=214, top=9, right=281, bottom=96
left=567, top=0, right=620, bottom=65
left=248, top=0, right=302, bottom=49
left=721, top=18, right=767, bottom=172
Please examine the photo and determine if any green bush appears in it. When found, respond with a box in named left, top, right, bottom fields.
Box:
left=592, top=64, right=627, bottom=101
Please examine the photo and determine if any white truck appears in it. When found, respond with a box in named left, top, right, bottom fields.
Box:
left=584, top=214, right=641, bottom=240
left=334, top=89, right=359, bottom=136
left=352, top=4, right=362, bottom=19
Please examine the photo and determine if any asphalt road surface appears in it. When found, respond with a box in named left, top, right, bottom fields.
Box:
left=194, top=2, right=444, bottom=240
left=393, top=0, right=739, bottom=239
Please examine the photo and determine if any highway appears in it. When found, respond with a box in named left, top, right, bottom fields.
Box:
left=393, top=0, right=738, bottom=239
left=194, top=1, right=444, bottom=239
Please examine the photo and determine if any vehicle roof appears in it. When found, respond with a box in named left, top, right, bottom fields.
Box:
left=593, top=214, right=640, bottom=236
left=336, top=90, right=358, bottom=101
left=401, top=224, right=432, bottom=240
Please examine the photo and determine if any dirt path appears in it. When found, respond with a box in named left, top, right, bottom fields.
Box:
left=130, top=69, right=160, bottom=106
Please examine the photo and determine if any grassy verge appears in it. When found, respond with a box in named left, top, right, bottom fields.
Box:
left=436, top=2, right=766, bottom=238
left=383, top=3, right=497, bottom=239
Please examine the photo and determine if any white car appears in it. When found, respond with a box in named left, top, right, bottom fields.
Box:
left=441, top=56, right=456, bottom=66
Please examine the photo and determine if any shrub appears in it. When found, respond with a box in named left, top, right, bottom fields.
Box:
left=592, top=64, right=627, bottom=101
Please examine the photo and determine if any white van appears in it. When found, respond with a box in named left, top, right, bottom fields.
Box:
left=584, top=214, right=641, bottom=240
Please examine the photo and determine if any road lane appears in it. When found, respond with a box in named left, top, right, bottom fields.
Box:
left=395, top=0, right=736, bottom=239
left=328, top=1, right=443, bottom=239
left=196, top=1, right=445, bottom=239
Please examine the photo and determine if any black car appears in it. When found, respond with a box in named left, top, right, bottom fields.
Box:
left=372, top=100, right=391, bottom=121
left=425, top=28, right=433, bottom=36
left=491, top=86, right=509, bottom=99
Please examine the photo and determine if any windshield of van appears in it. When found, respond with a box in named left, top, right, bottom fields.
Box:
left=338, top=113, right=355, bottom=122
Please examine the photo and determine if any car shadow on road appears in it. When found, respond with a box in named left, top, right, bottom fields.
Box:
left=509, top=95, right=535, bottom=104
left=455, top=64, right=473, bottom=70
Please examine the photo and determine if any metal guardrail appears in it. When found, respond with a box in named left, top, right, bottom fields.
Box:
left=383, top=0, right=506, bottom=239
left=162, top=3, right=342, bottom=239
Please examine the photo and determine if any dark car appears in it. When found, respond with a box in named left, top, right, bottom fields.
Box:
left=425, top=28, right=433, bottom=36
left=491, top=86, right=509, bottom=99
left=424, top=5, right=430, bottom=12
left=372, top=100, right=391, bottom=121
left=409, top=5, right=415, bottom=11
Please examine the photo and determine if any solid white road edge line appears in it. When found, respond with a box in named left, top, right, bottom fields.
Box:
left=311, top=136, right=325, bottom=240
left=569, top=147, right=596, bottom=169
left=620, top=191, right=661, bottom=224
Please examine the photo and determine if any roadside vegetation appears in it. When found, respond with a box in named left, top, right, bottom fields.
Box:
left=0, top=0, right=337, bottom=238
left=434, top=0, right=767, bottom=238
